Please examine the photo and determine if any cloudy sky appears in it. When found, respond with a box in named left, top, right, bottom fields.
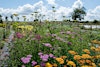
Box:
left=0, top=0, right=100, bottom=21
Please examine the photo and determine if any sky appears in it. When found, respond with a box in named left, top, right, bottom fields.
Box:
left=0, top=0, right=100, bottom=21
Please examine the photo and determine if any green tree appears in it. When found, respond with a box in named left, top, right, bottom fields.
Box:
left=72, top=7, right=86, bottom=21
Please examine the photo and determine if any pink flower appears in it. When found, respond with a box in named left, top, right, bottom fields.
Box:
left=22, top=65, right=25, bottom=67
left=35, top=34, right=41, bottom=40
left=43, top=43, right=52, bottom=47
left=27, top=55, right=32, bottom=58
left=49, top=54, right=54, bottom=58
left=38, top=52, right=43, bottom=56
left=16, top=32, right=23, bottom=39
left=40, top=54, right=49, bottom=62
left=21, top=57, right=31, bottom=64
left=66, top=31, right=71, bottom=34
left=32, top=61, right=37, bottom=66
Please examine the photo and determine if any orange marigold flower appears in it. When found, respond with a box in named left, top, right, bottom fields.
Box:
left=60, top=56, right=67, bottom=59
left=55, top=58, right=64, bottom=64
left=91, top=63, right=96, bottom=67
left=90, top=46, right=95, bottom=51
left=83, top=49, right=90, bottom=54
left=34, top=65, right=40, bottom=67
left=85, top=59, right=92, bottom=64
left=81, top=65, right=92, bottom=67
left=67, top=61, right=76, bottom=67
left=74, top=55, right=81, bottom=60
left=68, top=50, right=78, bottom=55
left=98, top=63, right=100, bottom=66
left=64, top=65, right=67, bottom=67
left=52, top=63, right=57, bottom=67
left=81, top=54, right=92, bottom=59
left=78, top=59, right=85, bottom=65
left=45, top=62, right=53, bottom=67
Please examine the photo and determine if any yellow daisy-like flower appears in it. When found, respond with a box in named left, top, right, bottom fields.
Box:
left=90, top=46, right=95, bottom=51
left=67, top=61, right=76, bottom=67
left=60, top=56, right=67, bottom=59
left=83, top=49, right=90, bottom=54
left=81, top=65, right=91, bottom=67
left=34, top=65, right=40, bottom=67
left=81, top=54, right=92, bottom=59
left=52, top=63, right=57, bottom=67
left=74, top=55, right=81, bottom=60
left=68, top=50, right=78, bottom=55
left=45, top=62, right=53, bottom=67
left=55, top=58, right=64, bottom=64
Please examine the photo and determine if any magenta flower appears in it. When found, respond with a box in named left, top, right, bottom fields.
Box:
left=35, top=34, right=41, bottom=40
left=43, top=43, right=52, bottom=47
left=21, top=57, right=31, bottom=64
left=40, top=54, right=49, bottom=62
left=40, top=62, right=45, bottom=67
left=32, top=61, right=37, bottom=66
left=16, top=32, right=23, bottom=39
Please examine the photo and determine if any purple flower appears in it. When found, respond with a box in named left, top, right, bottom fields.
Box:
left=21, top=57, right=31, bottom=64
left=38, top=52, right=43, bottom=56
left=49, top=54, right=54, bottom=58
left=43, top=43, right=52, bottom=48
left=67, top=42, right=72, bottom=45
left=32, top=61, right=37, bottom=66
left=40, top=54, right=49, bottom=62
left=40, top=62, right=45, bottom=67
left=35, top=34, right=41, bottom=40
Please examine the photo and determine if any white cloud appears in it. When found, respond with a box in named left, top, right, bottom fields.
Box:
left=46, top=0, right=56, bottom=5
left=85, top=6, right=100, bottom=21
left=72, top=0, right=83, bottom=9
left=0, top=0, right=100, bottom=21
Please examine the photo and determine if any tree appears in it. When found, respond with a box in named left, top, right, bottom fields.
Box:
left=0, top=14, right=3, bottom=23
left=72, top=7, right=86, bottom=21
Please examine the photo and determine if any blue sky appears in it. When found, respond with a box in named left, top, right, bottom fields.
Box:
left=0, top=0, right=100, bottom=9
left=0, top=0, right=100, bottom=21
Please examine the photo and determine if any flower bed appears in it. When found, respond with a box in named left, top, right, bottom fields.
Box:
left=7, top=22, right=100, bottom=67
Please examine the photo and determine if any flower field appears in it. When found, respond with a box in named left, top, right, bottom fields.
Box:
left=0, top=22, right=98, bottom=67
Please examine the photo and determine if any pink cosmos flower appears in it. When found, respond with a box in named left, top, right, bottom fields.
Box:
left=21, top=57, right=31, bottom=64
left=32, top=61, right=37, bottom=66
left=40, top=54, right=49, bottom=62
left=43, top=43, right=52, bottom=47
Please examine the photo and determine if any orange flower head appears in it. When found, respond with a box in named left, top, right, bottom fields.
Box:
left=67, top=61, right=76, bottom=67
left=55, top=58, right=64, bottom=64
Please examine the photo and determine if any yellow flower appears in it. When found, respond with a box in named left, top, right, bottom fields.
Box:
left=74, top=55, right=81, bottom=60
left=83, top=49, right=90, bottom=54
left=34, top=65, right=40, bottom=67
left=78, top=59, right=85, bottom=65
left=52, top=63, right=57, bottom=67
left=67, top=61, right=76, bottom=67
left=68, top=50, right=78, bottom=55
left=81, top=54, right=92, bottom=59
left=55, top=58, right=64, bottom=64
left=45, top=62, right=53, bottom=67
left=91, top=63, right=96, bottom=67
left=90, top=46, right=95, bottom=51
left=81, top=65, right=91, bottom=67
left=60, top=56, right=67, bottom=59
left=85, top=59, right=92, bottom=64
